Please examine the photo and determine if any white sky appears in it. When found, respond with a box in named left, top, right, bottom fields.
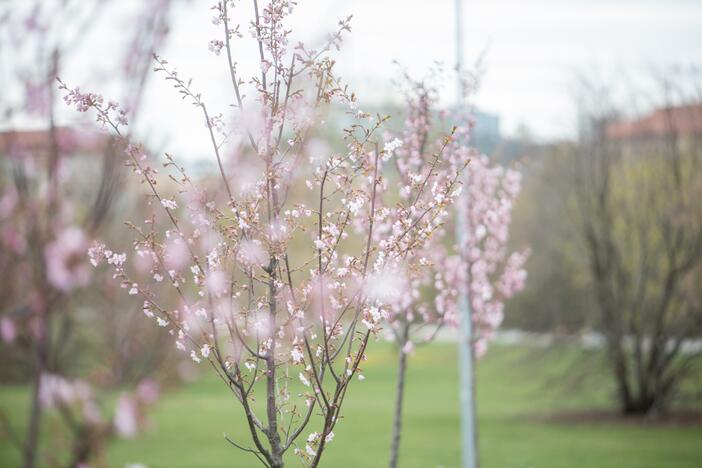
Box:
left=12, top=0, right=702, bottom=160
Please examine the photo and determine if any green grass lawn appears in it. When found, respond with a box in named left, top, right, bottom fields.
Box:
left=2, top=343, right=701, bottom=467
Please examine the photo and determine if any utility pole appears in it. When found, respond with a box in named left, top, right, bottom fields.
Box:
left=455, top=1, right=478, bottom=468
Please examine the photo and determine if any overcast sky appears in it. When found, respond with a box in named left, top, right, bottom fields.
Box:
left=12, top=0, right=702, bottom=160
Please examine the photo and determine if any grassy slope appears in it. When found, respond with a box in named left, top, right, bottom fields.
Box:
left=1, top=343, right=701, bottom=467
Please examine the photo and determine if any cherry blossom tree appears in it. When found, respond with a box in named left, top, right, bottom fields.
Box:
left=379, top=74, right=471, bottom=468
left=0, top=1, right=174, bottom=466
left=62, top=1, right=472, bottom=466
left=381, top=74, right=529, bottom=468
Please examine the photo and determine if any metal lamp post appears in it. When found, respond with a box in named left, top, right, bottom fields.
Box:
left=455, top=1, right=478, bottom=467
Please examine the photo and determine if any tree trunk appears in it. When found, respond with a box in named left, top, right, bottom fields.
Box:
left=23, top=374, right=42, bottom=468
left=266, top=256, right=284, bottom=468
left=609, top=339, right=661, bottom=416
left=23, top=335, right=47, bottom=468
left=389, top=325, right=409, bottom=468
left=609, top=343, right=634, bottom=414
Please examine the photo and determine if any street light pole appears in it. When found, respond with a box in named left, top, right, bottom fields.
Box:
left=455, top=1, right=478, bottom=468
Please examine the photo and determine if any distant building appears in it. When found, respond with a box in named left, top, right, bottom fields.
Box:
left=472, top=110, right=501, bottom=155
left=606, top=104, right=702, bottom=142
left=0, top=127, right=110, bottom=159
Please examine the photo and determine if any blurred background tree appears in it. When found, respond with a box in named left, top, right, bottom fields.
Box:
left=571, top=73, right=702, bottom=415
left=0, top=1, right=180, bottom=466
left=505, top=70, right=702, bottom=416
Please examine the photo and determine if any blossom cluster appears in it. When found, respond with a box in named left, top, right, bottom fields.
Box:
left=59, top=78, right=129, bottom=129
left=459, top=155, right=529, bottom=356
left=39, top=373, right=159, bottom=438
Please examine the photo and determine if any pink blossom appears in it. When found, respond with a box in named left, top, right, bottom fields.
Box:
left=206, top=270, right=227, bottom=296
left=44, top=227, right=90, bottom=292
left=38, top=374, right=95, bottom=413
left=114, top=394, right=139, bottom=438
left=1, top=317, right=17, bottom=344
left=458, top=156, right=530, bottom=354
left=136, top=379, right=160, bottom=405
left=24, top=79, right=49, bottom=116
left=88, top=242, right=106, bottom=267
left=239, top=239, right=268, bottom=266
left=208, top=39, right=224, bottom=55
left=39, top=374, right=73, bottom=409
left=161, top=198, right=178, bottom=210
left=165, top=238, right=190, bottom=270
left=62, top=86, right=104, bottom=113
left=401, top=340, right=414, bottom=355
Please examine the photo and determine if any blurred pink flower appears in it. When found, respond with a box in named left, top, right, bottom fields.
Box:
left=164, top=238, right=190, bottom=270
left=38, top=374, right=93, bottom=410
left=0, top=188, right=18, bottom=218
left=24, top=79, right=49, bottom=117
left=136, top=379, right=160, bottom=405
left=114, top=394, right=139, bottom=438
left=0, top=317, right=17, bottom=343
left=44, top=227, right=90, bottom=292
left=206, top=269, right=227, bottom=297
left=239, top=239, right=268, bottom=267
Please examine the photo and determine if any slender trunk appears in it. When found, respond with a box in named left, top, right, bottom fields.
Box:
left=469, top=344, right=480, bottom=468
left=310, top=411, right=334, bottom=468
left=389, top=324, right=410, bottom=468
left=266, top=346, right=283, bottom=468
left=24, top=334, right=47, bottom=468
left=267, top=257, right=284, bottom=468
left=24, top=374, right=42, bottom=468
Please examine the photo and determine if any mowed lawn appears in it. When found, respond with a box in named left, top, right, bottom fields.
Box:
left=2, top=343, right=701, bottom=467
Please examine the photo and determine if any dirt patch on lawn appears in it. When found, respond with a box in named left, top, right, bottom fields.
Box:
left=526, top=409, right=702, bottom=427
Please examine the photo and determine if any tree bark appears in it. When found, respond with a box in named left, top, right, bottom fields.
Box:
left=389, top=323, right=410, bottom=468
left=266, top=258, right=284, bottom=468
left=23, top=332, right=47, bottom=468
